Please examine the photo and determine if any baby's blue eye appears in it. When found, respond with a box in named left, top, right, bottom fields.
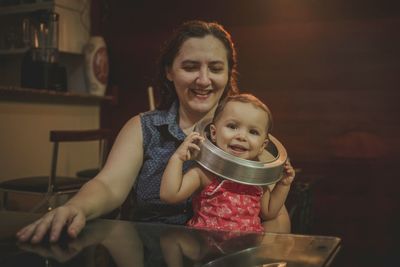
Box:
left=250, top=129, right=260, bottom=135
left=226, top=123, right=237, bottom=129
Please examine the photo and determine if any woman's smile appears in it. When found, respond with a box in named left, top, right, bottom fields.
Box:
left=189, top=88, right=213, bottom=100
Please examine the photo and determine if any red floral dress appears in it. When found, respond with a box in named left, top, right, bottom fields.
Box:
left=187, top=177, right=264, bottom=233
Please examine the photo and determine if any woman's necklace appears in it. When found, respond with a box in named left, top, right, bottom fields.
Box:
left=182, top=124, right=196, bottom=135
left=180, top=108, right=214, bottom=135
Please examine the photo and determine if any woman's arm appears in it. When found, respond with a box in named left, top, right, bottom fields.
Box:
left=69, top=115, right=144, bottom=219
left=17, top=115, right=144, bottom=243
left=160, top=132, right=204, bottom=204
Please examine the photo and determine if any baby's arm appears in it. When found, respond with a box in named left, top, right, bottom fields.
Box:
left=260, top=160, right=296, bottom=220
left=160, top=132, right=204, bottom=204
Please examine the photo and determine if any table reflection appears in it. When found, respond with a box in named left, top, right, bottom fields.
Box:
left=0, top=211, right=340, bottom=267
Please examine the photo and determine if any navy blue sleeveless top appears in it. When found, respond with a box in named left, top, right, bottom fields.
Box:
left=130, top=101, right=194, bottom=224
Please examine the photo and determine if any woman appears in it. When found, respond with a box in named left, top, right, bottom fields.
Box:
left=17, top=20, right=291, bottom=244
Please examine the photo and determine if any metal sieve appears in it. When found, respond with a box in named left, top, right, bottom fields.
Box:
left=193, top=118, right=287, bottom=185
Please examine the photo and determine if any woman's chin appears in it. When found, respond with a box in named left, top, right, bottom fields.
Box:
left=189, top=101, right=216, bottom=115
left=188, top=91, right=221, bottom=111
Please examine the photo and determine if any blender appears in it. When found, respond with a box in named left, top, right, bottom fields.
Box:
left=21, top=10, right=67, bottom=91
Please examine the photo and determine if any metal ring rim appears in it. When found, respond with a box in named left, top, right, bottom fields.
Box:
left=193, top=118, right=287, bottom=185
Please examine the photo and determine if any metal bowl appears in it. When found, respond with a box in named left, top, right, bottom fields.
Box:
left=193, top=118, right=287, bottom=185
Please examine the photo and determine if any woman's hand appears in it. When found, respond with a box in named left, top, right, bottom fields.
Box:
left=17, top=219, right=115, bottom=263
left=17, top=241, right=83, bottom=263
left=16, top=204, right=86, bottom=244
left=174, top=132, right=204, bottom=161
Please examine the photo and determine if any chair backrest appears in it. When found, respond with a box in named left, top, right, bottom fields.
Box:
left=48, top=129, right=111, bottom=193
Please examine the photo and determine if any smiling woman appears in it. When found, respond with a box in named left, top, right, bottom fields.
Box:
left=165, top=35, right=229, bottom=125
left=16, top=20, right=292, bottom=245
left=15, top=20, right=251, bottom=244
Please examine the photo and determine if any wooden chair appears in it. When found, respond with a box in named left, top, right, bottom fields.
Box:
left=0, top=129, right=111, bottom=212
left=286, top=180, right=314, bottom=234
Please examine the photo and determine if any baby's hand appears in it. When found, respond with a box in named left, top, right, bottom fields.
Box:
left=278, top=160, right=296, bottom=186
left=174, top=132, right=204, bottom=161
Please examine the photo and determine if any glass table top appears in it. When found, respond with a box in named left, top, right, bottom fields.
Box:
left=0, top=211, right=341, bottom=267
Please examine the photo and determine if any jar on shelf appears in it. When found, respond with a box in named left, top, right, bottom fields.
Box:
left=84, top=36, right=109, bottom=96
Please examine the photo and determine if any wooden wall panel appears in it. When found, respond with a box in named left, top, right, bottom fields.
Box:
left=232, top=18, right=400, bottom=162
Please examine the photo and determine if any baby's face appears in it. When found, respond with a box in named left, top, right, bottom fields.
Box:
left=210, top=101, right=269, bottom=160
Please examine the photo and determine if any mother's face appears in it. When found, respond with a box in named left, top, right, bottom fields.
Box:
left=166, top=35, right=229, bottom=116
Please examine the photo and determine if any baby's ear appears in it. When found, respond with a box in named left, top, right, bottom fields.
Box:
left=258, top=138, right=269, bottom=155
left=210, top=124, right=217, bottom=142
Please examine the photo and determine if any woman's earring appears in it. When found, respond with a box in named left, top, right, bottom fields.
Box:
left=166, top=67, right=173, bottom=81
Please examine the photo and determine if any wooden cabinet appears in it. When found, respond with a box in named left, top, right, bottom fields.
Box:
left=0, top=84, right=115, bottom=183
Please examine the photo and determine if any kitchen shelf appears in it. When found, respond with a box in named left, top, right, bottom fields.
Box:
left=0, top=86, right=116, bottom=105
left=0, top=2, right=53, bottom=15
left=0, top=0, right=84, bottom=15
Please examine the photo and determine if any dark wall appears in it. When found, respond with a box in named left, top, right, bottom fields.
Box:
left=93, top=1, right=400, bottom=266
